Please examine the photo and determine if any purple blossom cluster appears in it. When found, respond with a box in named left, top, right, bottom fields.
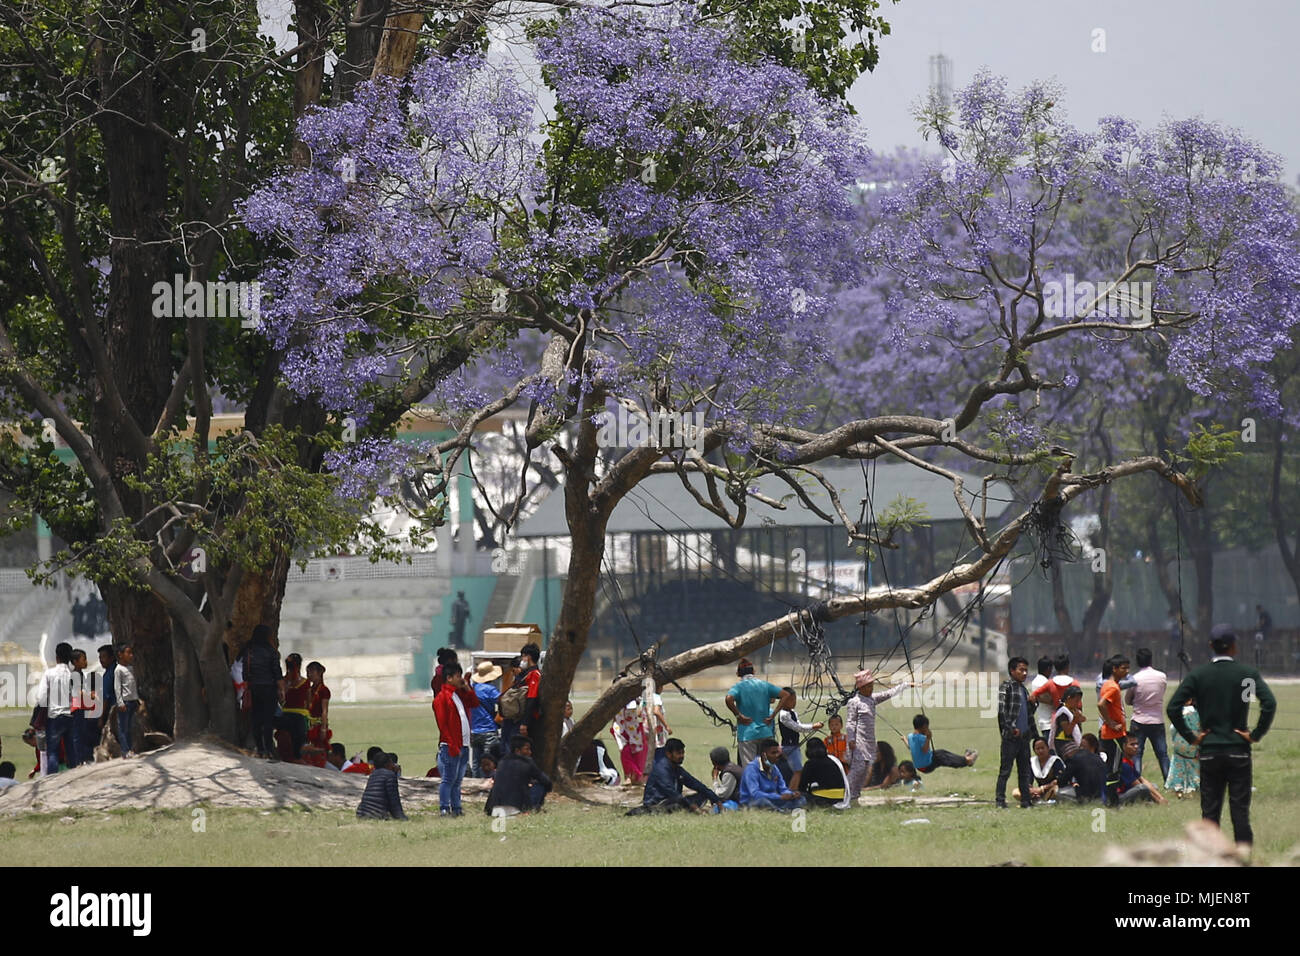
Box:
left=827, top=72, right=1300, bottom=456
left=242, top=7, right=872, bottom=488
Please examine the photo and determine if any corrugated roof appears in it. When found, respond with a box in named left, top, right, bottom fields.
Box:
left=516, top=461, right=1014, bottom=538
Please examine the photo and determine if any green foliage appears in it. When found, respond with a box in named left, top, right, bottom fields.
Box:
left=1177, top=422, right=1243, bottom=483
left=877, top=493, right=930, bottom=534
left=698, top=0, right=899, bottom=106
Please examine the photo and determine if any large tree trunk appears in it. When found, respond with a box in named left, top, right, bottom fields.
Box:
left=91, top=33, right=183, bottom=735
left=1079, top=482, right=1114, bottom=649
left=101, top=585, right=179, bottom=736
left=534, top=509, right=608, bottom=774
left=170, top=614, right=207, bottom=739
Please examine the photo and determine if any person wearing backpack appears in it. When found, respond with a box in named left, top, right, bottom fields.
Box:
left=500, top=643, right=541, bottom=746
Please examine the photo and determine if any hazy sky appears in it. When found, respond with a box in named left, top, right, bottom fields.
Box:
left=848, top=0, right=1300, bottom=182
left=257, top=0, right=1300, bottom=182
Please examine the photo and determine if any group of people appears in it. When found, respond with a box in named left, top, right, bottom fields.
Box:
left=996, top=627, right=1277, bottom=850
left=21, top=641, right=141, bottom=777
left=623, top=658, right=980, bottom=815
left=230, top=625, right=336, bottom=765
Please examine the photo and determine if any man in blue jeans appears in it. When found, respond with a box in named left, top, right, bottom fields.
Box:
left=35, top=642, right=77, bottom=774
left=1126, top=647, right=1169, bottom=779
left=433, top=662, right=479, bottom=816
left=468, top=660, right=503, bottom=777
left=995, top=657, right=1033, bottom=808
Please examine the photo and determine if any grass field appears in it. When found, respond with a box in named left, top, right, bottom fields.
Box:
left=3, top=683, right=1298, bottom=869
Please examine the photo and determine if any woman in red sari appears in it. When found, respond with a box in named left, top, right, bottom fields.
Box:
left=303, top=661, right=332, bottom=768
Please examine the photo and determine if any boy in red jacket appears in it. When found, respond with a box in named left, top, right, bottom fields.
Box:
left=433, top=661, right=480, bottom=816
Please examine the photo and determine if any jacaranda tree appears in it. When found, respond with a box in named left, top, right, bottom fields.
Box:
left=245, top=13, right=1299, bottom=776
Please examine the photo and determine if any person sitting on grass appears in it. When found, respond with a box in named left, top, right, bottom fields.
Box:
left=1058, top=733, right=1106, bottom=803
left=634, top=738, right=722, bottom=814
left=326, top=743, right=347, bottom=771
left=798, top=738, right=849, bottom=808
left=485, top=735, right=552, bottom=818
left=904, top=714, right=977, bottom=775
left=1117, top=735, right=1168, bottom=805
left=862, top=741, right=902, bottom=791
left=710, top=746, right=744, bottom=807
left=0, top=760, right=18, bottom=789
left=356, top=752, right=407, bottom=821
left=1013, top=738, right=1064, bottom=804
left=898, top=761, right=921, bottom=788
left=739, top=738, right=806, bottom=811
left=343, top=745, right=384, bottom=775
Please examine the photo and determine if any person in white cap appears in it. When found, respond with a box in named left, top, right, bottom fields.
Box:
left=844, top=669, right=916, bottom=802
left=469, top=659, right=504, bottom=778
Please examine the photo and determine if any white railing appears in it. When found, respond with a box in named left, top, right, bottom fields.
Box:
left=286, top=551, right=439, bottom=582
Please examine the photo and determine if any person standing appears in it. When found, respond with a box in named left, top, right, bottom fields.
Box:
left=995, top=657, right=1033, bottom=809
left=305, top=661, right=332, bottom=754
left=279, top=652, right=312, bottom=761
left=69, top=649, right=93, bottom=765
left=776, top=688, right=823, bottom=782
left=725, top=658, right=788, bottom=767
left=844, top=669, right=912, bottom=802
left=449, top=591, right=471, bottom=646
left=1167, top=626, right=1277, bottom=852
left=113, top=645, right=140, bottom=759
left=242, top=625, right=284, bottom=760
left=1254, top=604, right=1272, bottom=669
left=35, top=642, right=77, bottom=774
left=1098, top=654, right=1130, bottom=807
left=1027, top=656, right=1055, bottom=739
left=468, top=660, right=502, bottom=777
left=1126, top=648, right=1168, bottom=779
left=97, top=645, right=117, bottom=738
left=501, top=642, right=542, bottom=745
left=433, top=662, right=480, bottom=816
left=613, top=698, right=651, bottom=785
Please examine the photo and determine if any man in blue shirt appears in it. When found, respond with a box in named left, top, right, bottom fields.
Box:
left=469, top=660, right=503, bottom=777
left=739, top=739, right=807, bottom=811
left=638, top=738, right=721, bottom=813
left=905, top=714, right=976, bottom=774
left=725, top=658, right=790, bottom=766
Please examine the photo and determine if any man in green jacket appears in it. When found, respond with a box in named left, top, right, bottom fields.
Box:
left=1168, top=625, right=1277, bottom=850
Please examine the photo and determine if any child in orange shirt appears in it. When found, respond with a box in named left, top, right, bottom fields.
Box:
left=823, top=713, right=848, bottom=766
